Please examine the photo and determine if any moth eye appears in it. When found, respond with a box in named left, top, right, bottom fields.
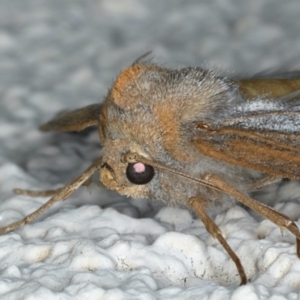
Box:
left=126, top=162, right=154, bottom=185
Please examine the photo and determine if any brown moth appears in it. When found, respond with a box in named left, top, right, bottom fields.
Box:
left=3, top=54, right=300, bottom=285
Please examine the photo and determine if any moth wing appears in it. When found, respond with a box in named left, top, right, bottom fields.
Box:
left=194, top=85, right=300, bottom=180
left=194, top=127, right=300, bottom=179
left=237, top=77, right=300, bottom=99
left=39, top=104, right=102, bottom=132
left=250, top=70, right=300, bottom=80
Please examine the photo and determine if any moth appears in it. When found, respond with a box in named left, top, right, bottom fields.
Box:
left=3, top=54, right=300, bottom=285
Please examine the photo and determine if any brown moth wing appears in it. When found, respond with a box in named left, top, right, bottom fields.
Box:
left=238, top=78, right=300, bottom=99
left=193, top=127, right=300, bottom=180
left=39, top=104, right=102, bottom=132
left=194, top=77, right=300, bottom=180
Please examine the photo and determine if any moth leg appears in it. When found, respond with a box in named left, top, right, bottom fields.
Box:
left=0, top=157, right=102, bottom=235
left=13, top=165, right=103, bottom=198
left=248, top=175, right=281, bottom=192
left=206, top=174, right=300, bottom=258
left=13, top=188, right=63, bottom=197
left=189, top=197, right=247, bottom=285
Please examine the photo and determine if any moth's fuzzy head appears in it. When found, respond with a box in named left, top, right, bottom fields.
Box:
left=98, top=61, right=242, bottom=203
left=100, top=62, right=237, bottom=156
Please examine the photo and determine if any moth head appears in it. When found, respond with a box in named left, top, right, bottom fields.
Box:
left=97, top=61, right=166, bottom=198
left=97, top=56, right=234, bottom=200
left=99, top=139, right=155, bottom=198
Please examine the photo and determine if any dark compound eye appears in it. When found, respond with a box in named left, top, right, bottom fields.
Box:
left=126, top=162, right=154, bottom=185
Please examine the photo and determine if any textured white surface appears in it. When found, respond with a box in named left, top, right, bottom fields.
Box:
left=1, top=1, right=300, bottom=299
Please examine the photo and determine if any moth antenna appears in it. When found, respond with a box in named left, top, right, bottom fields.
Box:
left=124, top=152, right=221, bottom=192
left=0, top=157, right=103, bottom=235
